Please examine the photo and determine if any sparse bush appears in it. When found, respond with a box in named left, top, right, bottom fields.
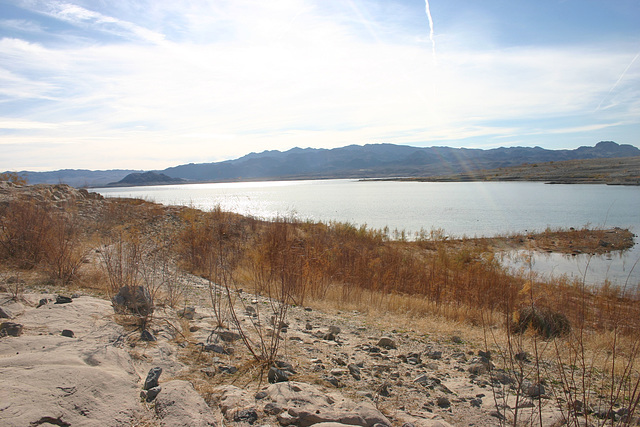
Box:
left=44, top=211, right=88, bottom=284
left=514, top=305, right=571, bottom=338
left=0, top=200, right=52, bottom=268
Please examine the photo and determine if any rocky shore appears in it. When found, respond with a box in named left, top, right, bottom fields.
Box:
left=1, top=277, right=571, bottom=427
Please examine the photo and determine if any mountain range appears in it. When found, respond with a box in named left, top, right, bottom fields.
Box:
left=9, top=141, right=640, bottom=187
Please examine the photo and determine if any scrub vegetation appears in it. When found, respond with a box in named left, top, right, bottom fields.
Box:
left=1, top=181, right=639, bottom=425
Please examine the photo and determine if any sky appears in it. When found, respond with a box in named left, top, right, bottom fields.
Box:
left=1, top=0, right=639, bottom=171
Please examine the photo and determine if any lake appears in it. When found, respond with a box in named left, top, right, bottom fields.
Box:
left=93, top=180, right=640, bottom=286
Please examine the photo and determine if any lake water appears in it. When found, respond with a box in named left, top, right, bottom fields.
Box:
left=93, top=180, right=640, bottom=286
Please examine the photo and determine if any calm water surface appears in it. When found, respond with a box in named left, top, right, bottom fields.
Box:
left=93, top=180, right=640, bottom=285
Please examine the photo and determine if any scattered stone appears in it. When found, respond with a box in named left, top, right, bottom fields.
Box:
left=377, top=383, right=391, bottom=397
left=426, top=350, right=442, bottom=360
left=36, top=298, right=49, bottom=308
left=263, top=402, right=283, bottom=415
left=0, top=321, right=23, bottom=337
left=323, top=375, right=341, bottom=387
left=305, top=322, right=313, bottom=330
left=329, top=325, right=341, bottom=335
left=144, top=367, right=162, bottom=390
left=468, top=363, right=487, bottom=375
left=478, top=350, right=491, bottom=359
left=470, top=398, right=482, bottom=408
left=218, top=365, right=238, bottom=375
left=320, top=331, right=337, bottom=341
left=437, top=396, right=451, bottom=408
left=111, top=286, right=154, bottom=317
left=268, top=367, right=290, bottom=383
left=140, top=329, right=156, bottom=342
left=61, top=329, right=75, bottom=338
left=217, top=329, right=241, bottom=342
left=348, top=363, right=362, bottom=380
left=203, top=344, right=230, bottom=355
left=0, top=307, right=10, bottom=318
left=234, top=408, right=258, bottom=424
left=177, top=306, right=195, bottom=320
left=141, top=386, right=162, bottom=402
left=491, top=370, right=513, bottom=385
left=523, top=381, right=546, bottom=398
left=377, top=337, right=396, bottom=349
left=55, top=295, right=73, bottom=304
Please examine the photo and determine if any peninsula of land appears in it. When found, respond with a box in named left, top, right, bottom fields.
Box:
left=382, top=156, right=640, bottom=185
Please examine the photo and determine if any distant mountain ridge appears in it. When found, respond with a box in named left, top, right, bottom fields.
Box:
left=6, top=141, right=639, bottom=187
left=161, top=141, right=640, bottom=182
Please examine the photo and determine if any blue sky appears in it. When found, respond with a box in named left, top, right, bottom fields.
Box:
left=1, top=0, right=639, bottom=171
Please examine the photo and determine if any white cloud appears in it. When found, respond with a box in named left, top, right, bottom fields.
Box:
left=1, top=0, right=639, bottom=170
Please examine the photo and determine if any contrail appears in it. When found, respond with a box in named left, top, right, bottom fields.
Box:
left=425, top=0, right=436, bottom=62
left=596, top=50, right=640, bottom=111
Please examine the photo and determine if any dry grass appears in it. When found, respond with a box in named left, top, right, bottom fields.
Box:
left=2, top=185, right=640, bottom=425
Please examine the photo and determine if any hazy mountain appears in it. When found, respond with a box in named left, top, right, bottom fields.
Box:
left=9, top=169, right=141, bottom=187
left=8, top=141, right=639, bottom=186
left=162, top=141, right=640, bottom=182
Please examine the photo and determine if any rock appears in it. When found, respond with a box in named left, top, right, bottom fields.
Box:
left=216, top=385, right=254, bottom=415
left=141, top=329, right=156, bottom=342
left=36, top=298, right=49, bottom=308
left=377, top=337, right=396, bottom=349
left=111, top=286, right=154, bottom=317
left=377, top=383, right=391, bottom=397
left=141, top=386, right=162, bottom=402
left=154, top=380, right=217, bottom=426
left=178, top=306, right=195, bottom=320
left=218, top=365, right=238, bottom=374
left=203, top=344, right=229, bottom=355
left=217, top=329, right=241, bottom=342
left=264, top=402, right=283, bottom=415
left=437, top=396, right=451, bottom=408
left=266, top=381, right=390, bottom=426
left=329, top=325, right=341, bottom=335
left=268, top=367, right=290, bottom=383
left=523, top=381, right=545, bottom=398
left=468, top=363, right=487, bottom=375
left=426, top=350, right=442, bottom=360
left=305, top=322, right=313, bottom=330
left=275, top=360, right=296, bottom=374
left=323, top=375, right=341, bottom=387
left=0, top=307, right=11, bottom=318
left=55, top=295, right=73, bottom=304
left=233, top=408, right=258, bottom=424
left=491, top=370, right=513, bottom=384
left=61, top=329, right=75, bottom=338
left=323, top=332, right=337, bottom=341
left=0, top=321, right=23, bottom=337
left=348, top=363, right=362, bottom=380
left=478, top=350, right=491, bottom=359
left=144, top=367, right=162, bottom=390
left=470, top=398, right=482, bottom=408
left=414, top=374, right=430, bottom=386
